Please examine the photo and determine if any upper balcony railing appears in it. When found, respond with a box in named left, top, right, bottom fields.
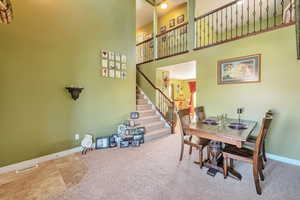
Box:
left=195, top=0, right=296, bottom=50
left=157, top=22, right=189, bottom=60
left=136, top=37, right=154, bottom=65
left=136, top=0, right=296, bottom=65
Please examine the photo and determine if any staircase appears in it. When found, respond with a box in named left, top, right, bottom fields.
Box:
left=135, top=88, right=171, bottom=142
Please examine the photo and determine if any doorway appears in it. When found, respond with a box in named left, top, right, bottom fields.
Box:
left=156, top=61, right=197, bottom=114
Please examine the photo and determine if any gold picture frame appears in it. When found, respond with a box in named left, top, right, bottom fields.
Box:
left=217, top=54, right=261, bottom=85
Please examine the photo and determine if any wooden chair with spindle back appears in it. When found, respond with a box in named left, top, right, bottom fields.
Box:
left=194, top=106, right=211, bottom=160
left=177, top=109, right=210, bottom=168
left=245, top=110, right=273, bottom=166
left=223, top=116, right=273, bottom=195
left=194, top=106, right=206, bottom=121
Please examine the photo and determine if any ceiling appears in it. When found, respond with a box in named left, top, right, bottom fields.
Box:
left=158, top=61, right=196, bottom=80
left=136, top=0, right=187, bottom=29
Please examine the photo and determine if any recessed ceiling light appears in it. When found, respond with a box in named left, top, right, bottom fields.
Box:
left=160, top=3, right=168, bottom=9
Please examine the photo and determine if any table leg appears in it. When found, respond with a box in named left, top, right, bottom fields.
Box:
left=194, top=141, right=242, bottom=180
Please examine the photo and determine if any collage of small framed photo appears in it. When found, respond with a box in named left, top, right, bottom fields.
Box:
left=101, top=50, right=127, bottom=80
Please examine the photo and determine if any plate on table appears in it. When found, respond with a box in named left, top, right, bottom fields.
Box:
left=202, top=119, right=218, bottom=125
left=228, top=122, right=248, bottom=130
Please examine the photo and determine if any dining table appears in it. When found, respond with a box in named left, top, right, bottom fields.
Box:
left=187, top=117, right=258, bottom=180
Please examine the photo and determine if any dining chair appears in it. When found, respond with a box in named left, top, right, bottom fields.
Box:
left=195, top=106, right=206, bottom=121
left=177, top=109, right=210, bottom=168
left=223, top=116, right=273, bottom=195
left=245, top=110, right=273, bottom=165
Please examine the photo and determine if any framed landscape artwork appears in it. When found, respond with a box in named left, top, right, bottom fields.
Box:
left=217, top=54, right=261, bottom=84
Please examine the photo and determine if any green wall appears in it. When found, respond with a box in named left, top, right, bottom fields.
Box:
left=138, top=26, right=300, bottom=161
left=0, top=0, right=136, bottom=167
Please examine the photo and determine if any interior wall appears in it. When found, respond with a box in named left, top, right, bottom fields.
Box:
left=0, top=0, right=136, bottom=167
left=158, top=3, right=188, bottom=32
left=137, top=26, right=300, bottom=161
left=136, top=3, right=187, bottom=41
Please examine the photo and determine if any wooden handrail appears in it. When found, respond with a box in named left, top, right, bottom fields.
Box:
left=194, top=0, right=238, bottom=20
left=137, top=67, right=173, bottom=104
left=156, top=22, right=188, bottom=37
left=136, top=37, right=154, bottom=46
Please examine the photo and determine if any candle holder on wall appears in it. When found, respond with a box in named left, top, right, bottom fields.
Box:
left=65, top=86, right=84, bottom=101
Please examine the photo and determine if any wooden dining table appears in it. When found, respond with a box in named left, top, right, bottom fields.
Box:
left=187, top=118, right=257, bottom=180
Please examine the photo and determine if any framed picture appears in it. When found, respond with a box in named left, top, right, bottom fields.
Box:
left=115, top=70, right=121, bottom=78
left=95, top=137, right=110, bottom=149
left=109, top=135, right=118, bottom=148
left=102, top=59, right=108, bottom=68
left=121, top=55, right=127, bottom=63
left=115, top=53, right=121, bottom=62
left=217, top=54, right=261, bottom=85
left=130, top=112, right=139, bottom=119
left=177, top=15, right=184, bottom=24
left=121, top=71, right=127, bottom=79
left=102, top=68, right=108, bottom=77
left=109, top=61, right=115, bottom=69
left=169, top=18, right=175, bottom=28
left=109, top=70, right=115, bottom=78
left=160, top=26, right=166, bottom=33
left=109, top=52, right=115, bottom=60
left=101, top=50, right=108, bottom=58
left=121, top=63, right=127, bottom=70
left=131, top=140, right=140, bottom=147
left=116, top=62, right=121, bottom=70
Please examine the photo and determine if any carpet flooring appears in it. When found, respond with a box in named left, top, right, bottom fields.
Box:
left=1, top=132, right=300, bottom=200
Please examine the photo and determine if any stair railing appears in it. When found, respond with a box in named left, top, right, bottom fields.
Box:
left=137, top=67, right=176, bottom=134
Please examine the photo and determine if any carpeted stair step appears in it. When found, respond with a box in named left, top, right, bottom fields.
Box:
left=137, top=104, right=152, bottom=111
left=136, top=99, right=148, bottom=105
left=143, top=121, right=165, bottom=132
left=138, top=109, right=156, bottom=117
left=144, top=128, right=171, bottom=142
left=136, top=94, right=144, bottom=99
left=134, top=115, right=160, bottom=124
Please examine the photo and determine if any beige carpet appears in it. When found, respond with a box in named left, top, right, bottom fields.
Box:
left=1, top=132, right=300, bottom=200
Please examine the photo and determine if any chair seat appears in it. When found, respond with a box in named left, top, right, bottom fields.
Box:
left=184, top=135, right=209, bottom=146
left=223, top=145, right=254, bottom=162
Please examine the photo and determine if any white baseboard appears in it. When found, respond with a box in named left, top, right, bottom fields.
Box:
left=266, top=153, right=300, bottom=167
left=0, top=146, right=82, bottom=175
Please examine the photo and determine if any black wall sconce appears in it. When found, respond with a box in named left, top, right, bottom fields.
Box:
left=65, top=86, right=84, bottom=101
